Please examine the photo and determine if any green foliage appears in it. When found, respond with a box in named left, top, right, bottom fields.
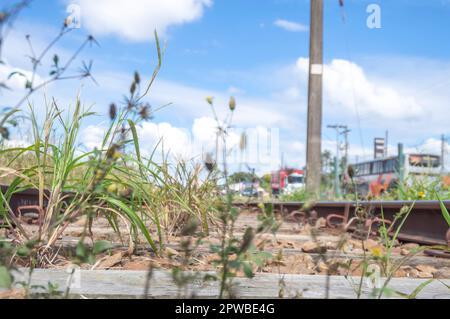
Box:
left=74, top=240, right=113, bottom=265
left=228, top=172, right=254, bottom=184
left=279, top=188, right=308, bottom=202
left=436, top=194, right=450, bottom=226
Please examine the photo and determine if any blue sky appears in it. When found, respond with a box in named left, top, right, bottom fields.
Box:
left=2, top=0, right=450, bottom=172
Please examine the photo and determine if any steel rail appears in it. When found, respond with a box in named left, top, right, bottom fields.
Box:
left=234, top=200, right=450, bottom=249
left=2, top=184, right=449, bottom=255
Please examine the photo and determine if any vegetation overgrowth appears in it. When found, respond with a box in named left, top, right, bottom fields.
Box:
left=0, top=1, right=449, bottom=300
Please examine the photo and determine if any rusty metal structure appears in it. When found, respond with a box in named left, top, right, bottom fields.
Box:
left=234, top=200, right=450, bottom=257
left=2, top=184, right=450, bottom=257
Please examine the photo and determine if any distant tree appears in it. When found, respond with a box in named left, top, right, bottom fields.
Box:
left=260, top=173, right=272, bottom=192
left=228, top=171, right=254, bottom=184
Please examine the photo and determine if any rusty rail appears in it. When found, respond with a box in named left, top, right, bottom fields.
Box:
left=2, top=184, right=449, bottom=256
left=234, top=200, right=450, bottom=250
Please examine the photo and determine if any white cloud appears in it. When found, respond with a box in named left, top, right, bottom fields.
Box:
left=294, top=58, right=424, bottom=120
left=80, top=125, right=108, bottom=150
left=80, top=117, right=241, bottom=164
left=405, top=137, right=447, bottom=156
left=274, top=19, right=308, bottom=32
left=0, top=63, right=44, bottom=91
left=72, top=0, right=212, bottom=41
left=141, top=78, right=292, bottom=128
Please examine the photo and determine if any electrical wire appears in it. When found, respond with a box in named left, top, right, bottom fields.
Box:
left=338, top=0, right=367, bottom=158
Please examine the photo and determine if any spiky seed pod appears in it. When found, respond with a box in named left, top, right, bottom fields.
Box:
left=347, top=165, right=355, bottom=179
left=229, top=96, right=236, bottom=111
left=204, top=152, right=215, bottom=172
left=139, top=104, right=151, bottom=120
left=206, top=96, right=214, bottom=105
left=130, top=81, right=136, bottom=95
left=127, top=100, right=134, bottom=110
left=0, top=127, right=9, bottom=140
left=109, top=103, right=117, bottom=120
left=239, top=227, right=254, bottom=253
left=134, top=71, right=140, bottom=85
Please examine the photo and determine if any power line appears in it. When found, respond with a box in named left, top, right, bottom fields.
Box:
left=338, top=1, right=366, bottom=158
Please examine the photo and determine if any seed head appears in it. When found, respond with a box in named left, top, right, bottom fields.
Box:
left=130, top=81, right=136, bottom=95
left=239, top=227, right=254, bottom=253
left=0, top=126, right=9, bottom=140
left=109, top=103, right=117, bottom=120
left=206, top=96, right=214, bottom=105
left=134, top=71, right=140, bottom=84
left=229, top=96, right=236, bottom=111
left=106, top=143, right=119, bottom=159
left=204, top=152, right=215, bottom=172
left=347, top=165, right=355, bottom=179
left=139, top=103, right=151, bottom=120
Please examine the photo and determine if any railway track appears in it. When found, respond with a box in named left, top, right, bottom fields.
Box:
left=2, top=185, right=449, bottom=256
left=234, top=200, right=450, bottom=257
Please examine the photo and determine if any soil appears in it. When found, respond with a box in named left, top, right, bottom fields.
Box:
left=12, top=210, right=450, bottom=279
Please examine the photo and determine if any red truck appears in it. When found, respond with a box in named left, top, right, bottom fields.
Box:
left=271, top=168, right=305, bottom=195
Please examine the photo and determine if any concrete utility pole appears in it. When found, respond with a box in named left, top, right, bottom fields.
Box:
left=305, top=0, right=324, bottom=195
left=342, top=127, right=351, bottom=169
left=327, top=124, right=347, bottom=197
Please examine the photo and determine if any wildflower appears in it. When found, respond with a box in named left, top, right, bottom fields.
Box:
left=206, top=96, right=214, bottom=105
left=418, top=191, right=426, bottom=199
left=371, top=246, right=383, bottom=258
left=109, top=103, right=117, bottom=120
left=229, top=96, right=236, bottom=111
